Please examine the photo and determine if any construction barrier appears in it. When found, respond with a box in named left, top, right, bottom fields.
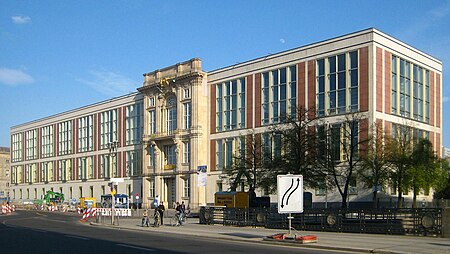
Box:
left=1, top=204, right=14, bottom=215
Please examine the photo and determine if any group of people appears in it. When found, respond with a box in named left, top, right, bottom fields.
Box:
left=141, top=195, right=189, bottom=227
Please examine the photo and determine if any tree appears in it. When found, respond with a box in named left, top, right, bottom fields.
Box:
left=224, top=132, right=262, bottom=193
left=409, top=139, right=437, bottom=207
left=385, top=124, right=414, bottom=208
left=316, top=112, right=369, bottom=208
left=358, top=122, right=391, bottom=208
left=260, top=106, right=321, bottom=192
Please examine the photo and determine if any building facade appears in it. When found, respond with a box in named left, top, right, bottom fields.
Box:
left=10, top=93, right=144, bottom=205
left=0, top=147, right=10, bottom=202
left=10, top=28, right=442, bottom=208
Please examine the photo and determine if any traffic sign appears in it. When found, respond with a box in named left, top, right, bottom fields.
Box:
left=71, top=198, right=77, bottom=205
left=277, top=175, right=303, bottom=214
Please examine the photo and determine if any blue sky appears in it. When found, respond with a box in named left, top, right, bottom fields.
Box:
left=1, top=0, right=450, bottom=148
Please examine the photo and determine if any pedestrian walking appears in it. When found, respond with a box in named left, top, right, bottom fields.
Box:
left=157, top=202, right=165, bottom=225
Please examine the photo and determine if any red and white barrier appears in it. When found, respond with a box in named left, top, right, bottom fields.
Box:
left=81, top=208, right=97, bottom=221
left=1, top=204, right=14, bottom=215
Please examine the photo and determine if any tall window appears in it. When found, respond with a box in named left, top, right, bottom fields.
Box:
left=148, top=110, right=156, bottom=134
left=216, top=140, right=224, bottom=170
left=392, top=55, right=431, bottom=123
left=58, top=159, right=72, bottom=181
left=164, top=145, right=176, bottom=166
left=262, top=66, right=296, bottom=124
left=166, top=96, right=177, bottom=134
left=183, top=178, right=190, bottom=198
left=183, top=102, right=192, bottom=129
left=100, top=154, right=117, bottom=178
left=41, top=162, right=53, bottom=182
left=183, top=141, right=190, bottom=164
left=316, top=51, right=358, bottom=116
left=289, top=66, right=297, bottom=119
left=41, top=125, right=54, bottom=158
left=126, top=103, right=143, bottom=145
left=100, top=110, right=118, bottom=148
left=392, top=56, right=398, bottom=114
left=399, top=59, right=411, bottom=117
left=25, top=129, right=38, bottom=160
left=78, top=157, right=93, bottom=180
left=58, top=120, right=72, bottom=155
left=78, top=115, right=94, bottom=152
left=126, top=150, right=142, bottom=176
left=25, top=164, right=37, bottom=183
left=216, top=78, right=246, bottom=131
left=12, top=133, right=23, bottom=162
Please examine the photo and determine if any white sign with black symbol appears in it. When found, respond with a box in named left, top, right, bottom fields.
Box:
left=277, top=175, right=303, bottom=214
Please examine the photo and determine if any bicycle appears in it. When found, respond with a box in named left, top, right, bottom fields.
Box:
left=170, top=212, right=185, bottom=226
left=141, top=216, right=150, bottom=227
left=153, top=211, right=161, bottom=227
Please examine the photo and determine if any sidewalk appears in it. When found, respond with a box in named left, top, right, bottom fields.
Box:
left=89, top=215, right=450, bottom=254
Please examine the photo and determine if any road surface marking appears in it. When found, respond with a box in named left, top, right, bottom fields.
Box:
left=116, top=244, right=155, bottom=252
left=64, top=235, right=89, bottom=240
left=33, top=229, right=47, bottom=233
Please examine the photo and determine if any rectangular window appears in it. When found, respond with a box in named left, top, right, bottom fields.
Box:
left=183, top=88, right=190, bottom=99
left=41, top=125, right=54, bottom=158
left=58, top=159, right=72, bottom=181
left=183, top=141, right=190, bottom=164
left=149, top=96, right=155, bottom=107
left=25, top=129, right=38, bottom=160
left=100, top=110, right=118, bottom=149
left=58, top=120, right=72, bottom=155
left=216, top=139, right=224, bottom=170
left=164, top=145, right=176, bottom=166
left=183, top=102, right=192, bottom=129
left=126, top=103, right=143, bottom=145
left=100, top=154, right=116, bottom=178
left=78, top=157, right=93, bottom=180
left=149, top=180, right=155, bottom=198
left=183, top=178, right=190, bottom=198
left=392, top=56, right=398, bottom=114
left=317, top=59, right=325, bottom=116
left=148, top=110, right=156, bottom=134
left=289, top=66, right=297, bottom=119
left=425, top=70, right=430, bottom=123
left=78, top=115, right=94, bottom=152
left=318, top=51, right=357, bottom=116
left=126, top=150, right=142, bottom=176
left=216, top=79, right=245, bottom=131
left=399, top=59, right=411, bottom=117
left=12, top=133, right=23, bottom=162
left=262, top=72, right=270, bottom=124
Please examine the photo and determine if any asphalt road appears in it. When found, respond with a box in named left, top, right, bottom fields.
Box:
left=1, top=211, right=353, bottom=254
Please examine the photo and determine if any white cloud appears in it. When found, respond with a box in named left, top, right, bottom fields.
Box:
left=280, top=38, right=286, bottom=44
left=78, top=70, right=138, bottom=97
left=11, top=15, right=31, bottom=24
left=0, top=68, right=34, bottom=86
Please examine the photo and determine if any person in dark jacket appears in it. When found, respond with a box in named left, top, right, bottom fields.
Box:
left=157, top=202, right=166, bottom=225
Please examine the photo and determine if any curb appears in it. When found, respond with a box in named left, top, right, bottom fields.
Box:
left=85, top=221, right=404, bottom=254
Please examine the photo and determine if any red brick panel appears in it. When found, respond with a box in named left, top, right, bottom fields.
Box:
left=97, top=113, right=101, bottom=150
left=255, top=73, right=262, bottom=127
left=384, top=51, right=392, bottom=114
left=94, top=155, right=98, bottom=179
left=298, top=62, right=306, bottom=109
left=38, top=128, right=41, bottom=159
left=359, top=118, right=369, bottom=156
left=384, top=121, right=391, bottom=136
left=210, top=84, right=216, bottom=134
left=430, top=132, right=435, bottom=154
left=376, top=47, right=383, bottom=112
left=246, top=75, right=253, bottom=129
left=122, top=151, right=127, bottom=177
left=22, top=133, right=25, bottom=161
left=359, top=47, right=369, bottom=112
left=210, top=140, right=216, bottom=171
left=118, top=151, right=122, bottom=178
left=97, top=154, right=102, bottom=179
left=436, top=73, right=441, bottom=128
left=430, top=72, right=435, bottom=126
left=73, top=158, right=77, bottom=180
left=307, top=60, right=316, bottom=118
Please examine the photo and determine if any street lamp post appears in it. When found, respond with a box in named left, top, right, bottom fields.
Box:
left=107, top=140, right=118, bottom=225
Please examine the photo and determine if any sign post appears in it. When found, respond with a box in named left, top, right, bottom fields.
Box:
left=277, top=174, right=303, bottom=236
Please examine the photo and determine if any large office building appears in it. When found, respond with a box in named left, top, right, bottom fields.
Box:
left=10, top=28, right=442, bottom=209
